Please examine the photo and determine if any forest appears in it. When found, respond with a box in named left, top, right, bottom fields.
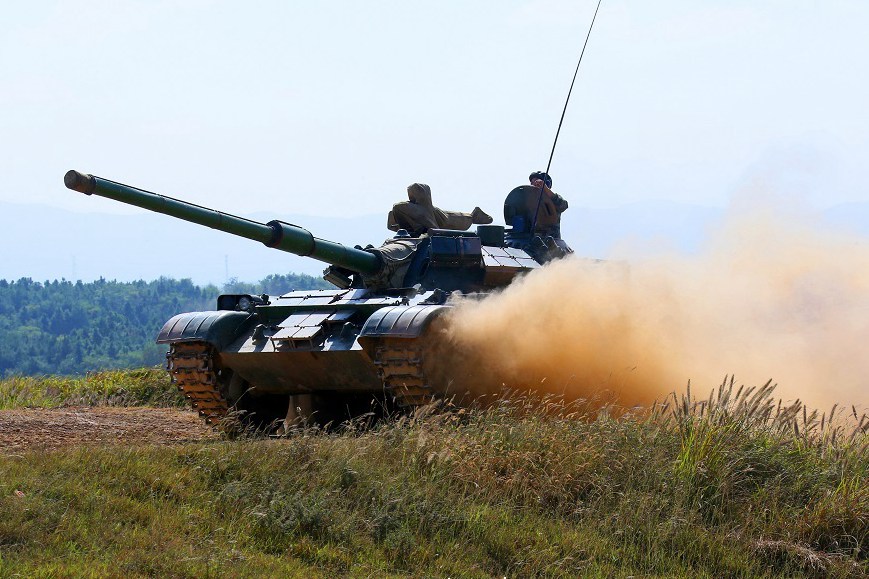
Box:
left=0, top=273, right=328, bottom=376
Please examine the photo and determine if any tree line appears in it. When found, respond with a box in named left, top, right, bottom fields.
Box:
left=0, top=273, right=328, bottom=377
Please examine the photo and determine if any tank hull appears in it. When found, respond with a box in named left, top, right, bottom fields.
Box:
left=219, top=347, right=382, bottom=396
left=159, top=291, right=459, bottom=426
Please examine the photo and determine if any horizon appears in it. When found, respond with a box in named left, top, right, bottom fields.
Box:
left=3, top=195, right=868, bottom=286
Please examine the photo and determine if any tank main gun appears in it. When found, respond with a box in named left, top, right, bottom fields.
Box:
left=64, top=170, right=382, bottom=276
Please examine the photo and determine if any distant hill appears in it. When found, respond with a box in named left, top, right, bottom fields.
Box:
left=2, top=200, right=867, bottom=284
left=564, top=201, right=723, bottom=258
left=0, top=274, right=329, bottom=376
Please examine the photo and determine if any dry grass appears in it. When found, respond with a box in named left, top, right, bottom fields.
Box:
left=0, top=375, right=867, bottom=577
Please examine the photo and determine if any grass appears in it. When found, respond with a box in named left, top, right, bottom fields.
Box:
left=0, top=375, right=867, bottom=577
left=0, top=368, right=185, bottom=409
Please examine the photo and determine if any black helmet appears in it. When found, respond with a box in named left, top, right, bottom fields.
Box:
left=529, top=171, right=552, bottom=188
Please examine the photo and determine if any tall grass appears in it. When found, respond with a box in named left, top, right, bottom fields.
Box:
left=1, top=376, right=867, bottom=577
left=0, top=368, right=184, bottom=409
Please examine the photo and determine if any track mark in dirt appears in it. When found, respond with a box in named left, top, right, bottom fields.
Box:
left=0, top=407, right=218, bottom=453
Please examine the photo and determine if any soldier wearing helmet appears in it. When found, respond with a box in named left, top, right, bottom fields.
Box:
left=522, top=171, right=568, bottom=239
left=501, top=171, right=572, bottom=262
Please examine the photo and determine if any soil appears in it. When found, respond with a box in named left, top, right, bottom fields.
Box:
left=0, top=407, right=218, bottom=453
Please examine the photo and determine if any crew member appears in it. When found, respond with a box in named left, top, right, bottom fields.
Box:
left=527, top=171, right=568, bottom=238
left=387, top=182, right=492, bottom=235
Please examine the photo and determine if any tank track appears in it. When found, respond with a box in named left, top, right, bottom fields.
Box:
left=168, top=339, right=434, bottom=422
left=373, top=338, right=435, bottom=408
left=166, top=341, right=229, bottom=425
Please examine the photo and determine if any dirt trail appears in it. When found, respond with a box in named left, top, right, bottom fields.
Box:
left=0, top=407, right=217, bottom=453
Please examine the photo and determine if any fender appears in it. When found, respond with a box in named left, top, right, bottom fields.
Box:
left=156, top=310, right=254, bottom=350
left=359, top=304, right=451, bottom=339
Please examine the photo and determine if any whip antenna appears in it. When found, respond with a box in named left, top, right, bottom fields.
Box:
left=546, top=0, right=603, bottom=174
left=531, top=0, right=603, bottom=233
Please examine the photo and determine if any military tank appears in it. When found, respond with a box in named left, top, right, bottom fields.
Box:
left=64, top=169, right=572, bottom=429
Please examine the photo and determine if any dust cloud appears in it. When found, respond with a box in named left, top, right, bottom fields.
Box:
left=443, top=200, right=869, bottom=412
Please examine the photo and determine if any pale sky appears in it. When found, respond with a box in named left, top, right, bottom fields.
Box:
left=2, top=0, right=867, bottom=219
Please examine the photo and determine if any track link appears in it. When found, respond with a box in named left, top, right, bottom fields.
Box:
left=373, top=339, right=434, bottom=408
left=166, top=342, right=228, bottom=425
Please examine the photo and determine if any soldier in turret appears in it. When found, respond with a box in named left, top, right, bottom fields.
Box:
left=501, top=171, right=572, bottom=263
left=527, top=171, right=568, bottom=239
left=387, top=182, right=493, bottom=236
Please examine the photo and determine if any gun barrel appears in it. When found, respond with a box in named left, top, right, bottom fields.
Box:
left=64, top=170, right=382, bottom=276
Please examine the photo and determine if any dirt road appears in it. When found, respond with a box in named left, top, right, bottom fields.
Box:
left=0, top=407, right=217, bottom=453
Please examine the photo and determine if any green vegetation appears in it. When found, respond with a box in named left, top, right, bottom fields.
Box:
left=0, top=368, right=184, bottom=409
left=1, top=379, right=867, bottom=577
left=0, top=273, right=329, bottom=377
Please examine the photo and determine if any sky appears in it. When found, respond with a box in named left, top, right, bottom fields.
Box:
left=3, top=1, right=868, bottom=407
left=1, top=0, right=868, bottom=221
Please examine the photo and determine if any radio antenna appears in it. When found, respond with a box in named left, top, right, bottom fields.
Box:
left=531, top=0, right=603, bottom=234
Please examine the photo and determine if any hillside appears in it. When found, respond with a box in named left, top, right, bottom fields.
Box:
left=0, top=274, right=328, bottom=377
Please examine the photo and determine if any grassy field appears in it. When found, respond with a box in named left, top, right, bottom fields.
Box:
left=0, top=368, right=185, bottom=409
left=1, top=372, right=867, bottom=577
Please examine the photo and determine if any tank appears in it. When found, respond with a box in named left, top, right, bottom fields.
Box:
left=64, top=170, right=572, bottom=429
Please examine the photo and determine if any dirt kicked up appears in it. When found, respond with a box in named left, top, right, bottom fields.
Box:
left=444, top=196, right=869, bottom=414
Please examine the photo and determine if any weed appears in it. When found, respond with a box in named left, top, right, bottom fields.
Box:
left=0, top=374, right=866, bottom=576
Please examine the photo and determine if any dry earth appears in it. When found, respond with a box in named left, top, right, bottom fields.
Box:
left=0, top=407, right=217, bottom=454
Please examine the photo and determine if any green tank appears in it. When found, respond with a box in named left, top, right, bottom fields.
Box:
left=64, top=170, right=572, bottom=429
